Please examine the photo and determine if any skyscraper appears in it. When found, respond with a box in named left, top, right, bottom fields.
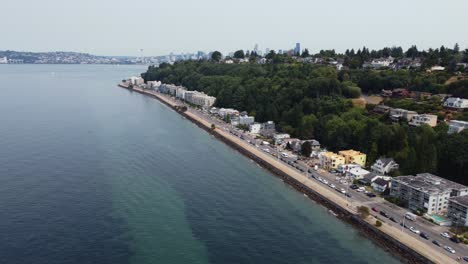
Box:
left=294, top=43, right=301, bottom=56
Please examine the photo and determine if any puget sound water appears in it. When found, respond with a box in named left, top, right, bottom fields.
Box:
left=0, top=65, right=401, bottom=264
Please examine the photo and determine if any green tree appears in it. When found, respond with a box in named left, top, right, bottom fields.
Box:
left=301, top=141, right=312, bottom=157
left=211, top=51, right=222, bottom=62
left=357, top=206, right=370, bottom=219
left=234, top=50, right=245, bottom=59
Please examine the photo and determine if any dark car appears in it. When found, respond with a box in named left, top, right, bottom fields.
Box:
left=450, top=236, right=462, bottom=244
left=366, top=193, right=377, bottom=198
left=389, top=217, right=397, bottom=223
left=372, top=207, right=379, bottom=212
left=420, top=232, right=429, bottom=240
left=345, top=193, right=352, bottom=198
left=379, top=211, right=389, bottom=218
left=350, top=184, right=359, bottom=190
left=432, top=240, right=441, bottom=247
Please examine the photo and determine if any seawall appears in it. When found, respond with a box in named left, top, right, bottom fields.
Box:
left=120, top=86, right=439, bottom=264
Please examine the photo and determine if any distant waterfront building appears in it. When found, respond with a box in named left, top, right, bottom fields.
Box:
left=0, top=57, right=7, bottom=64
left=249, top=123, right=261, bottom=134
left=448, top=120, right=468, bottom=134
left=239, top=115, right=255, bottom=126
left=346, top=167, right=371, bottom=180
left=184, top=91, right=216, bottom=107
left=129, top=76, right=144, bottom=86
left=273, top=133, right=290, bottom=145
left=146, top=81, right=162, bottom=89
left=409, top=114, right=438, bottom=127
left=319, top=152, right=345, bottom=170
left=444, top=97, right=468, bottom=109
left=338, top=149, right=367, bottom=167
left=260, top=121, right=276, bottom=137
left=390, top=173, right=468, bottom=215
left=218, top=108, right=239, bottom=118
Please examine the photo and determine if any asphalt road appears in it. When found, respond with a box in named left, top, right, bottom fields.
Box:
left=175, top=98, right=468, bottom=260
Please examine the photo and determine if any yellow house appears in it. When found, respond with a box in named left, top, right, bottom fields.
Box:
left=319, top=152, right=345, bottom=170
left=339, top=149, right=367, bottom=167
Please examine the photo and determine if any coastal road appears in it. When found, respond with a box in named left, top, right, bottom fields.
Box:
left=143, top=89, right=467, bottom=262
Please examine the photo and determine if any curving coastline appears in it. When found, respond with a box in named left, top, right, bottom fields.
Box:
left=119, top=84, right=456, bottom=264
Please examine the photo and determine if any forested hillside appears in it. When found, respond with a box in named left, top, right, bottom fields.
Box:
left=142, top=61, right=467, bottom=184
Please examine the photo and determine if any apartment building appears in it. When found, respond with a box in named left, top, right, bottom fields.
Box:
left=319, top=152, right=345, bottom=170
left=448, top=196, right=468, bottom=226
left=390, top=173, right=468, bottom=215
left=184, top=91, right=216, bottom=107
left=338, top=149, right=367, bottom=167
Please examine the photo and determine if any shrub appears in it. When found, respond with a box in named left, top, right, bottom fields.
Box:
left=375, top=220, right=382, bottom=227
left=357, top=206, right=370, bottom=219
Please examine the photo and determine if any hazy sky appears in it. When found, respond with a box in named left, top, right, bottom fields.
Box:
left=1, top=0, right=467, bottom=56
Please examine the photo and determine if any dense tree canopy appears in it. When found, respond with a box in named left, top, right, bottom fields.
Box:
left=142, top=61, right=468, bottom=184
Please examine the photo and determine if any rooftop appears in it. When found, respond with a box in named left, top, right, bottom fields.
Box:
left=450, top=195, right=468, bottom=207
left=339, top=149, right=365, bottom=156
left=393, top=173, right=468, bottom=194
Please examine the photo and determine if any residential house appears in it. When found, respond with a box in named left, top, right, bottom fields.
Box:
left=239, top=115, right=255, bottom=126
left=273, top=133, right=290, bottom=145
left=373, top=105, right=391, bottom=114
left=392, top=88, right=410, bottom=98
left=218, top=108, right=239, bottom=118
left=409, top=114, right=438, bottom=127
left=444, top=97, right=468, bottom=109
left=371, top=158, right=399, bottom=175
left=347, top=167, right=371, bottom=180
left=448, top=120, right=468, bottom=134
left=389, top=108, right=418, bottom=122
left=338, top=149, right=367, bottom=167
left=260, top=121, right=276, bottom=137
left=430, top=66, right=445, bottom=71
left=390, top=173, right=468, bottom=215
left=372, top=178, right=390, bottom=193
left=319, top=152, right=345, bottom=170
left=249, top=123, right=261, bottom=134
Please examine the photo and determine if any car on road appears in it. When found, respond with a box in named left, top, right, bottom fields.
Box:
left=345, top=193, right=352, bottom=198
left=420, top=232, right=429, bottom=240
left=400, top=222, right=409, bottom=229
left=409, top=227, right=420, bottom=234
left=379, top=211, right=388, bottom=218
left=463, top=256, right=468, bottom=262
left=366, top=193, right=377, bottom=198
left=432, top=240, right=441, bottom=247
left=339, top=188, right=346, bottom=194
left=350, top=184, right=359, bottom=190
left=357, top=187, right=365, bottom=192
left=329, top=184, right=336, bottom=189
left=263, top=148, right=270, bottom=153
left=389, top=217, right=397, bottom=223
left=450, top=236, right=462, bottom=244
left=371, top=207, right=379, bottom=212
left=441, top=232, right=451, bottom=238
left=444, top=246, right=456, bottom=254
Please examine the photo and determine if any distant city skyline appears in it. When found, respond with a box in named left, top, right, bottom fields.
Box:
left=1, top=0, right=467, bottom=56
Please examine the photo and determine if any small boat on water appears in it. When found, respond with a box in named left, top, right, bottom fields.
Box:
left=303, top=194, right=308, bottom=198
left=328, top=210, right=338, bottom=217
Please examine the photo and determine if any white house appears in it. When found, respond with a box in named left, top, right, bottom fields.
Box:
left=273, top=133, right=291, bottom=144
left=409, top=114, right=438, bottom=127
left=372, top=178, right=390, bottom=193
left=347, top=167, right=371, bottom=180
left=239, top=115, right=255, bottom=126
left=448, top=120, right=468, bottom=134
left=430, top=65, right=445, bottom=71
left=218, top=108, right=239, bottom=118
left=249, top=123, right=261, bottom=134
left=371, top=158, right=399, bottom=175
left=444, top=97, right=468, bottom=109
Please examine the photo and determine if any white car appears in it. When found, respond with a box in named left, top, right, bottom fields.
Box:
left=263, top=148, right=270, bottom=153
left=323, top=180, right=329, bottom=184
left=409, top=227, right=420, bottom=234
left=340, top=188, right=346, bottom=194
left=330, top=184, right=336, bottom=189
left=444, top=246, right=456, bottom=254
left=440, top=232, right=451, bottom=238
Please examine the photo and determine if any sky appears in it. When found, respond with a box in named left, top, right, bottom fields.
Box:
left=1, top=0, right=467, bottom=56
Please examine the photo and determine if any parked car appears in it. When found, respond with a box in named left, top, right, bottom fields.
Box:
left=345, top=193, right=352, bottom=198
left=441, top=232, right=451, bottom=238
left=432, top=240, right=441, bottom=247
left=444, top=246, right=456, bottom=254
left=389, top=217, right=397, bottom=223
left=409, top=227, right=420, bottom=234
left=350, top=184, right=359, bottom=190
left=371, top=207, right=379, bottom=212
left=379, top=211, right=388, bottom=218
left=366, top=193, right=377, bottom=198
left=420, top=232, right=429, bottom=240
left=463, top=256, right=468, bottom=262
left=450, top=236, right=462, bottom=244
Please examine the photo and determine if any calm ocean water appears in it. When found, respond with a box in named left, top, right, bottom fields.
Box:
left=0, top=65, right=401, bottom=264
